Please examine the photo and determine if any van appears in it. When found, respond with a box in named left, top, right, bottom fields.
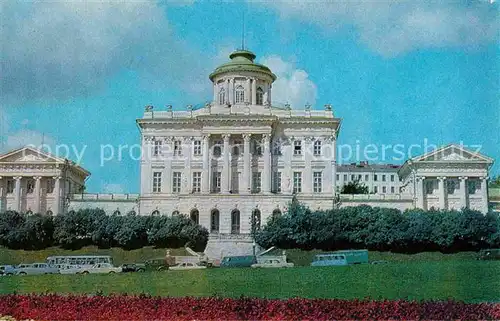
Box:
left=311, top=249, right=369, bottom=267
left=220, top=255, right=257, bottom=268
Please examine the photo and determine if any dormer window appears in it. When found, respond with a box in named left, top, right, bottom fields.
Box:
left=235, top=85, right=245, bottom=104
left=256, top=87, right=264, bottom=105
left=218, top=88, right=226, bottom=105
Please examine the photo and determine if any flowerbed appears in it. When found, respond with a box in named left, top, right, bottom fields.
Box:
left=1, top=294, right=499, bottom=320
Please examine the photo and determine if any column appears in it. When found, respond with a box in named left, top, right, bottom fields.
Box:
left=480, top=176, right=489, bottom=214
left=438, top=176, right=447, bottom=210
left=225, top=79, right=230, bottom=105
left=182, top=137, right=192, bottom=194
left=268, top=84, right=272, bottom=105
left=242, top=134, right=251, bottom=194
left=246, top=78, right=251, bottom=103
left=251, top=78, right=257, bottom=105
left=415, top=176, right=425, bottom=209
left=202, top=135, right=210, bottom=193
left=459, top=176, right=468, bottom=209
left=34, top=176, right=42, bottom=214
left=163, top=138, right=173, bottom=194
left=213, top=83, right=217, bottom=103
left=53, top=176, right=61, bottom=215
left=0, top=177, right=5, bottom=213
left=221, top=134, right=231, bottom=193
left=262, top=134, right=271, bottom=194
left=228, top=79, right=234, bottom=105
left=303, top=137, right=312, bottom=194
left=326, top=136, right=335, bottom=195
left=13, top=176, right=22, bottom=212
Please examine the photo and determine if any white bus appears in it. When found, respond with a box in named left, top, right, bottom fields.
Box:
left=46, top=255, right=113, bottom=267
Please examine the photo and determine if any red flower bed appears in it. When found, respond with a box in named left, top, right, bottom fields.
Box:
left=1, top=294, right=499, bottom=320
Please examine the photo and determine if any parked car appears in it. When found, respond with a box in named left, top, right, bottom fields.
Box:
left=121, top=263, right=146, bottom=273
left=169, top=262, right=207, bottom=271
left=78, top=263, right=122, bottom=274
left=251, top=258, right=294, bottom=268
left=59, top=265, right=83, bottom=275
left=145, top=258, right=171, bottom=271
left=477, top=249, right=500, bottom=260
left=15, top=263, right=59, bottom=275
left=311, top=250, right=369, bottom=267
left=220, top=255, right=257, bottom=268
left=0, top=265, right=17, bottom=276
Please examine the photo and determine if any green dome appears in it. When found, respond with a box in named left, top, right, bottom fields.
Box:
left=209, top=49, right=277, bottom=81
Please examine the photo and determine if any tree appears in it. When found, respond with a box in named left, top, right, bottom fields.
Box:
left=489, top=176, right=500, bottom=188
left=341, top=180, right=369, bottom=194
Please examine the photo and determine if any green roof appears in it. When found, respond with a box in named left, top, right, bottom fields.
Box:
left=209, top=49, right=276, bottom=81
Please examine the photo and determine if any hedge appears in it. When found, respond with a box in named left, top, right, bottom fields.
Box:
left=0, top=209, right=208, bottom=251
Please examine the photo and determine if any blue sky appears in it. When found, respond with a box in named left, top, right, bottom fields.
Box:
left=1, top=1, right=498, bottom=193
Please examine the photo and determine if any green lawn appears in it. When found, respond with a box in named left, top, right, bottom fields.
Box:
left=1, top=261, right=499, bottom=303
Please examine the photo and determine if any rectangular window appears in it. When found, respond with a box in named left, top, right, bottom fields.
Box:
left=313, top=172, right=322, bottom=193
left=172, top=172, right=182, bottom=193
left=174, top=141, right=182, bottom=156
left=382, top=186, right=387, bottom=193
left=391, top=186, right=395, bottom=194
left=343, top=174, right=347, bottom=181
left=382, top=175, right=386, bottom=182
left=358, top=174, right=362, bottom=180
left=153, top=141, right=162, bottom=156
left=391, top=175, right=395, bottom=182
left=213, top=140, right=222, bottom=157
left=425, top=180, right=435, bottom=195
left=46, top=179, right=55, bottom=194
left=447, top=179, right=457, bottom=195
left=192, top=172, right=201, bottom=193
left=253, top=140, right=262, bottom=156
left=27, top=179, right=35, bottom=194
left=336, top=174, right=339, bottom=181
left=351, top=175, right=355, bottom=181
left=293, top=172, right=302, bottom=193
left=6, top=179, right=14, bottom=194
left=233, top=140, right=242, bottom=156
left=193, top=140, right=201, bottom=156
left=313, top=140, right=322, bottom=156
left=252, top=172, right=262, bottom=193
left=294, top=140, right=302, bottom=155
left=272, top=141, right=282, bottom=156
left=374, top=186, right=378, bottom=193
left=365, top=174, right=369, bottom=181
left=152, top=172, right=162, bottom=193
left=468, top=180, right=478, bottom=195
left=374, top=174, right=378, bottom=181
left=212, top=172, right=221, bottom=193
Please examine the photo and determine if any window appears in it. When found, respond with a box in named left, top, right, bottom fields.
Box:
left=343, top=174, right=347, bottom=181
left=351, top=175, right=355, bottom=181
left=374, top=174, right=378, bottom=181
left=172, top=210, right=180, bottom=216
left=336, top=174, right=339, bottom=181
left=256, top=87, right=264, bottom=105
left=46, top=210, right=53, bottom=216
left=7, top=179, right=14, bottom=194
left=190, top=209, right=199, bottom=225
left=253, top=139, right=262, bottom=156
left=218, top=87, right=226, bottom=105
left=192, top=172, right=201, bottom=193
left=313, top=172, right=322, bottom=193
left=174, top=140, right=182, bottom=156
left=425, top=180, right=435, bottom=195
left=233, top=140, right=242, bottom=156
left=294, top=140, right=302, bottom=155
left=468, top=180, right=478, bottom=195
left=273, top=171, right=282, bottom=193
left=336, top=186, right=340, bottom=192
left=153, top=140, right=162, bottom=156
left=252, top=172, right=262, bottom=193
left=213, top=140, right=222, bottom=157
left=382, top=186, right=387, bottom=193
left=391, top=186, right=395, bottom=194
left=293, top=172, right=302, bottom=193
left=313, top=140, right=322, bottom=156
left=365, top=174, right=369, bottom=181
left=272, top=209, right=282, bottom=220
left=358, top=174, right=362, bottom=180
left=210, top=209, right=220, bottom=233
left=152, top=172, right=162, bottom=193
left=46, top=179, right=54, bottom=194
left=382, top=175, right=386, bottom=182
left=212, top=172, right=221, bottom=193
left=447, top=179, right=457, bottom=195
left=272, top=140, right=282, bottom=156
left=193, top=140, right=201, bottom=156
left=113, top=210, right=121, bottom=216
left=391, top=175, right=395, bottom=182
left=172, top=172, right=182, bottom=193
left=374, top=186, right=378, bottom=193
left=27, top=179, right=35, bottom=194
left=152, top=210, right=160, bottom=216
left=231, top=209, right=240, bottom=234
left=251, top=209, right=261, bottom=232
left=235, top=85, right=245, bottom=103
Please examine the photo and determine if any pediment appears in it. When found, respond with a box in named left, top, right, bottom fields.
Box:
left=0, top=147, right=63, bottom=164
left=412, top=144, right=493, bottom=163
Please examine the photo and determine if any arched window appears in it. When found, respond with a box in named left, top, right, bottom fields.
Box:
left=113, top=210, right=121, bottom=216
left=46, top=210, right=54, bottom=216
left=272, top=209, right=282, bottom=220
left=26, top=210, right=33, bottom=215
left=218, top=87, right=226, bottom=105
left=231, top=209, right=240, bottom=234
left=152, top=210, right=160, bottom=216
left=172, top=210, right=180, bottom=216
left=251, top=209, right=261, bottom=232
left=256, top=87, right=264, bottom=105
left=210, top=209, right=220, bottom=233
left=235, top=85, right=245, bottom=104
left=190, top=209, right=199, bottom=225
left=128, top=210, right=137, bottom=216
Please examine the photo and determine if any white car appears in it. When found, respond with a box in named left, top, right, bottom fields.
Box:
left=77, top=263, right=122, bottom=274
left=251, top=259, right=294, bottom=268
left=59, top=265, right=83, bottom=275
left=169, top=262, right=207, bottom=271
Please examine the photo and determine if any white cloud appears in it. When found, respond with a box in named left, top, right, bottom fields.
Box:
left=261, top=1, right=498, bottom=56
left=0, top=1, right=207, bottom=104
left=260, top=55, right=317, bottom=108
left=101, top=183, right=125, bottom=194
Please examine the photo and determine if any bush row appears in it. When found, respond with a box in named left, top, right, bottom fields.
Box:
left=0, top=209, right=208, bottom=251
left=255, top=199, right=500, bottom=253
left=0, top=294, right=498, bottom=320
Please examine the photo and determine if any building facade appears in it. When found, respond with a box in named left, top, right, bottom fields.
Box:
left=336, top=162, right=401, bottom=195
